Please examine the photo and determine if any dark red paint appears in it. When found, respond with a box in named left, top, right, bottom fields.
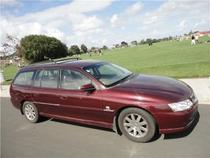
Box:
left=10, top=60, right=198, bottom=133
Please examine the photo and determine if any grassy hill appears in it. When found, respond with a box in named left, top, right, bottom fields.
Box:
left=2, top=36, right=210, bottom=85
left=81, top=38, right=210, bottom=78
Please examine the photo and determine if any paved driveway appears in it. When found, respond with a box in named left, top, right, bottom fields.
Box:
left=0, top=71, right=4, bottom=84
left=1, top=97, right=210, bottom=158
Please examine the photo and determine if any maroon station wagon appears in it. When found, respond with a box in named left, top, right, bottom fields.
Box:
left=10, top=59, right=198, bottom=142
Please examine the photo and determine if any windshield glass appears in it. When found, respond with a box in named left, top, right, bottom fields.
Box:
left=84, top=62, right=132, bottom=86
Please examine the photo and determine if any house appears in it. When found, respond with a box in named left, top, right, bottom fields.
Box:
left=196, top=31, right=210, bottom=37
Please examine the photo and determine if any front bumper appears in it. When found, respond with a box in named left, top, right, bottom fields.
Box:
left=155, top=103, right=198, bottom=134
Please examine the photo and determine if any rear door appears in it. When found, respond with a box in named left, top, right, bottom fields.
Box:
left=31, top=68, right=61, bottom=115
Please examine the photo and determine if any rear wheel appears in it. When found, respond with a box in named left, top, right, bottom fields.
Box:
left=22, top=102, right=39, bottom=123
left=118, top=108, right=156, bottom=142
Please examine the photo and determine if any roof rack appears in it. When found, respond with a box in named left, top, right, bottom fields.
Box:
left=28, top=57, right=82, bottom=67
left=54, top=57, right=82, bottom=64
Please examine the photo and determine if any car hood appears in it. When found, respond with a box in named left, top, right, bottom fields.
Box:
left=113, top=74, right=193, bottom=102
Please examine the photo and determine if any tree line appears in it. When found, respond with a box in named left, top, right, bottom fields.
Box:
left=17, top=35, right=111, bottom=63
left=18, top=35, right=91, bottom=63
left=18, top=35, right=174, bottom=63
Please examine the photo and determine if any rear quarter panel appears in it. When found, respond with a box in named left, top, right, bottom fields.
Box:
left=10, top=84, right=33, bottom=110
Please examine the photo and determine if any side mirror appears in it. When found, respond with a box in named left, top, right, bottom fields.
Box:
left=80, top=83, right=96, bottom=92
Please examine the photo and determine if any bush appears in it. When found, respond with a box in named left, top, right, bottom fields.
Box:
left=20, top=35, right=68, bottom=63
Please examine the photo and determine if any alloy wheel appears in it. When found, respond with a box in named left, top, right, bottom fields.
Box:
left=24, top=103, right=36, bottom=121
left=123, top=113, right=148, bottom=138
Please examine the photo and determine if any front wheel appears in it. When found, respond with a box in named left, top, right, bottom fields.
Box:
left=22, top=101, right=40, bottom=123
left=118, top=108, right=156, bottom=142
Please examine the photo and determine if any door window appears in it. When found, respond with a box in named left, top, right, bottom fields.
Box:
left=34, top=69, right=59, bottom=88
left=13, top=71, right=34, bottom=86
left=61, top=70, right=91, bottom=90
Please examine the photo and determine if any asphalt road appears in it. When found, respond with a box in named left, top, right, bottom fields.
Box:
left=1, top=97, right=210, bottom=158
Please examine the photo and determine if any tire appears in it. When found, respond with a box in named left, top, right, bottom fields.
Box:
left=22, top=101, right=39, bottom=123
left=118, top=107, right=156, bottom=143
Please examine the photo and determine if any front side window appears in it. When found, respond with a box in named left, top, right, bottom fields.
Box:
left=13, top=71, right=34, bottom=86
left=61, top=69, right=91, bottom=90
left=84, top=63, right=132, bottom=86
left=34, top=69, right=59, bottom=88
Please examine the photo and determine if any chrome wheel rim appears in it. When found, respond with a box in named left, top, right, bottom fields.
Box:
left=123, top=113, right=148, bottom=138
left=24, top=104, right=36, bottom=121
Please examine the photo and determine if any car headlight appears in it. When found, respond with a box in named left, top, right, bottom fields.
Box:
left=168, top=99, right=193, bottom=112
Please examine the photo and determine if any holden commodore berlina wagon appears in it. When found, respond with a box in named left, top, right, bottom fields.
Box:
left=10, top=59, right=198, bottom=142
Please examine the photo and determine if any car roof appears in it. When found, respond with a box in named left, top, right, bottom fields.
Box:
left=20, top=59, right=105, bottom=71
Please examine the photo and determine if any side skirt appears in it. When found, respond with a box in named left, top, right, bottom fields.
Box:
left=40, top=112, right=113, bottom=130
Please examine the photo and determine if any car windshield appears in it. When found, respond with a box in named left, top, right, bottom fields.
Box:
left=83, top=62, right=132, bottom=86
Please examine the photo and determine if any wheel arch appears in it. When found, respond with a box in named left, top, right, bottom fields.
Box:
left=20, top=100, right=26, bottom=115
left=113, top=105, right=159, bottom=135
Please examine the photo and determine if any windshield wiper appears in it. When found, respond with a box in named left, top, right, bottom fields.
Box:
left=107, top=73, right=134, bottom=87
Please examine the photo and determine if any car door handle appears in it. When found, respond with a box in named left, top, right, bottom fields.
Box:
left=33, top=93, right=39, bottom=97
left=59, top=96, right=68, bottom=100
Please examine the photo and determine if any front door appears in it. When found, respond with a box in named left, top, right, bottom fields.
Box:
left=56, top=69, right=106, bottom=124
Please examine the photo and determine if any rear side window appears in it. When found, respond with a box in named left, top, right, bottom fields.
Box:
left=34, top=69, right=59, bottom=88
left=13, top=71, right=34, bottom=86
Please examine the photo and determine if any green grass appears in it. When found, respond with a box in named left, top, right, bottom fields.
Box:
left=2, top=65, right=18, bottom=85
left=1, top=36, right=210, bottom=85
left=81, top=38, right=210, bottom=78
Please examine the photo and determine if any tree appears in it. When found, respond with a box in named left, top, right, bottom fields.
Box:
left=121, top=41, right=128, bottom=47
left=114, top=44, right=120, bottom=48
left=80, top=44, right=88, bottom=54
left=145, top=38, right=153, bottom=46
left=168, top=36, right=173, bottom=40
left=15, top=44, right=22, bottom=57
left=102, top=45, right=108, bottom=50
left=131, top=40, right=137, bottom=45
left=140, top=39, right=145, bottom=44
left=20, top=35, right=68, bottom=63
left=69, top=45, right=80, bottom=56
left=0, top=35, right=19, bottom=58
left=90, top=47, right=96, bottom=52
left=188, top=30, right=193, bottom=35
